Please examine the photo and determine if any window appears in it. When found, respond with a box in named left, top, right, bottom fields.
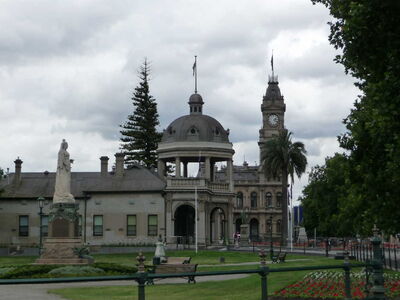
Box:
left=19, top=215, right=29, bottom=236
left=236, top=192, right=243, bottom=209
left=276, top=192, right=282, bottom=208
left=250, top=192, right=257, bottom=208
left=41, top=215, right=49, bottom=237
left=276, top=220, right=282, bottom=233
left=127, top=215, right=137, bottom=236
left=265, top=192, right=272, bottom=207
left=266, top=219, right=272, bottom=232
left=93, top=215, right=103, bottom=236
left=148, top=215, right=158, bottom=236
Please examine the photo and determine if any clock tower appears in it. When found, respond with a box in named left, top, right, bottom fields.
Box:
left=258, top=74, right=286, bottom=168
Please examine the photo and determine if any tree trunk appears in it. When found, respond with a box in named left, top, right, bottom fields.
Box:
left=281, top=169, right=288, bottom=246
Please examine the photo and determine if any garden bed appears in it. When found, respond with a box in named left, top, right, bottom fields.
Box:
left=274, top=271, right=400, bottom=299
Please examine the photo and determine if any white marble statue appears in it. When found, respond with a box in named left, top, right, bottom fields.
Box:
left=53, top=139, right=75, bottom=203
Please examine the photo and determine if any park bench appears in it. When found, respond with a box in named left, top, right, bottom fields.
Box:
left=166, top=256, right=191, bottom=264
left=147, top=257, right=197, bottom=284
left=271, top=252, right=286, bottom=263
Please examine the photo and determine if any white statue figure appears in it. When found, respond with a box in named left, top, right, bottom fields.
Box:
left=53, top=139, right=75, bottom=203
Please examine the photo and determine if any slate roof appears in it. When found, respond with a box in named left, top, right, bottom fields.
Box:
left=0, top=166, right=166, bottom=199
left=216, top=165, right=259, bottom=182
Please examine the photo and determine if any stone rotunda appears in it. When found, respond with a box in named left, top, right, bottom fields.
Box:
left=157, top=93, right=235, bottom=246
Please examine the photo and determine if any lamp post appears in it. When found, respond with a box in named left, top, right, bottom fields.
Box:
left=269, top=215, right=274, bottom=259
left=37, top=197, right=44, bottom=255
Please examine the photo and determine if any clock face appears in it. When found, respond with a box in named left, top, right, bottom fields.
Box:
left=268, top=114, right=279, bottom=126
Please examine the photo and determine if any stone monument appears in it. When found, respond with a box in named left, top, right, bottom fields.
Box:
left=36, top=139, right=92, bottom=264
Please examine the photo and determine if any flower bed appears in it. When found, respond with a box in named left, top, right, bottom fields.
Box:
left=275, top=271, right=400, bottom=299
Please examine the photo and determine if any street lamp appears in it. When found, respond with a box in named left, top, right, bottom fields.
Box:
left=37, top=197, right=44, bottom=255
left=269, top=215, right=274, bottom=259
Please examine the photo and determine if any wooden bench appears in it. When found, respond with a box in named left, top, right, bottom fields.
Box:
left=147, top=256, right=195, bottom=284
left=271, top=252, right=286, bottom=263
left=166, top=257, right=191, bottom=264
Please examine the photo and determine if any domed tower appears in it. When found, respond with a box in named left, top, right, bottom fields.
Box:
left=157, top=92, right=235, bottom=246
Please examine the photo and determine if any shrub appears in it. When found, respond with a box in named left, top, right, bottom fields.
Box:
left=0, top=267, right=15, bottom=275
left=92, top=262, right=137, bottom=274
left=0, top=265, right=58, bottom=279
left=48, top=266, right=105, bottom=276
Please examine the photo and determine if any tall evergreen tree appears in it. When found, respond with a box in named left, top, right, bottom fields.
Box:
left=120, top=59, right=162, bottom=169
left=261, top=130, right=307, bottom=244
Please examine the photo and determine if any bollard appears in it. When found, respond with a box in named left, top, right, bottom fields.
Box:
left=136, top=252, right=147, bottom=300
left=343, top=252, right=352, bottom=300
left=259, top=251, right=269, bottom=300
left=368, top=226, right=385, bottom=300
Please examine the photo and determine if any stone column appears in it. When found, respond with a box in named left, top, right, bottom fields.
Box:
left=175, top=157, right=181, bottom=178
left=227, top=159, right=234, bottom=191
left=157, top=159, right=166, bottom=177
left=183, top=162, right=188, bottom=178
left=205, top=157, right=211, bottom=180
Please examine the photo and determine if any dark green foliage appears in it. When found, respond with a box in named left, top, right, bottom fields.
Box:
left=311, top=0, right=400, bottom=234
left=300, top=153, right=356, bottom=237
left=120, top=59, right=162, bottom=169
left=262, top=130, right=307, bottom=242
left=92, top=262, right=137, bottom=274
left=0, top=263, right=137, bottom=279
left=0, top=264, right=57, bottom=279
left=48, top=266, right=104, bottom=275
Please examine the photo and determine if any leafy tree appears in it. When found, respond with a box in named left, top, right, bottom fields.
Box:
left=312, top=0, right=400, bottom=234
left=262, top=130, right=307, bottom=243
left=300, top=153, right=356, bottom=237
left=120, top=59, right=162, bottom=169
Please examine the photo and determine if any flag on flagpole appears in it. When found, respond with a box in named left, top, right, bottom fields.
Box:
left=192, top=57, right=197, bottom=76
left=271, top=54, right=274, bottom=73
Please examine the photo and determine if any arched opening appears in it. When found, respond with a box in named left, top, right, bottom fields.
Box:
left=174, top=205, right=195, bottom=242
left=249, top=218, right=259, bottom=241
left=235, top=218, right=242, bottom=234
left=210, top=207, right=226, bottom=244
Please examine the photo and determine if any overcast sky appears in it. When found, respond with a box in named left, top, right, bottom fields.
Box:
left=0, top=0, right=359, bottom=202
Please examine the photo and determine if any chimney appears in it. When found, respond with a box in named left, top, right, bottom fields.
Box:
left=100, top=156, right=109, bottom=176
left=114, top=153, right=125, bottom=177
left=13, top=157, right=23, bottom=184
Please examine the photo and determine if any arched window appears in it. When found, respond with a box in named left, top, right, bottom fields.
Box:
left=236, top=192, right=243, bottom=209
left=265, top=192, right=272, bottom=207
left=276, top=219, right=282, bottom=233
left=276, top=192, right=282, bottom=208
left=250, top=192, right=257, bottom=208
left=266, top=218, right=272, bottom=232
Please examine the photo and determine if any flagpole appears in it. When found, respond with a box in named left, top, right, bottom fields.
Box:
left=195, top=186, right=198, bottom=253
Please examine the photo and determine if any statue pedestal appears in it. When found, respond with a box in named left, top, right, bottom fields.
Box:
left=240, top=224, right=249, bottom=244
left=35, top=203, right=92, bottom=265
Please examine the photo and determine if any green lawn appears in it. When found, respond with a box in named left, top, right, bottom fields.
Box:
left=0, top=250, right=307, bottom=267
left=49, top=255, right=346, bottom=300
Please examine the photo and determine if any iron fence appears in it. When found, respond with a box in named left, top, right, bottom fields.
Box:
left=0, top=235, right=387, bottom=300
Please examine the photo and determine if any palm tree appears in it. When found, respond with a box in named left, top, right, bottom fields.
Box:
left=261, top=129, right=307, bottom=245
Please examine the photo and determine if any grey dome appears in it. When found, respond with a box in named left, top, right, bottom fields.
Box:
left=188, top=93, right=204, bottom=104
left=162, top=114, right=230, bottom=143
left=265, top=81, right=283, bottom=100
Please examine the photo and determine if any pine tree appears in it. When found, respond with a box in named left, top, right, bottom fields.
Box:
left=120, top=59, right=162, bottom=169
